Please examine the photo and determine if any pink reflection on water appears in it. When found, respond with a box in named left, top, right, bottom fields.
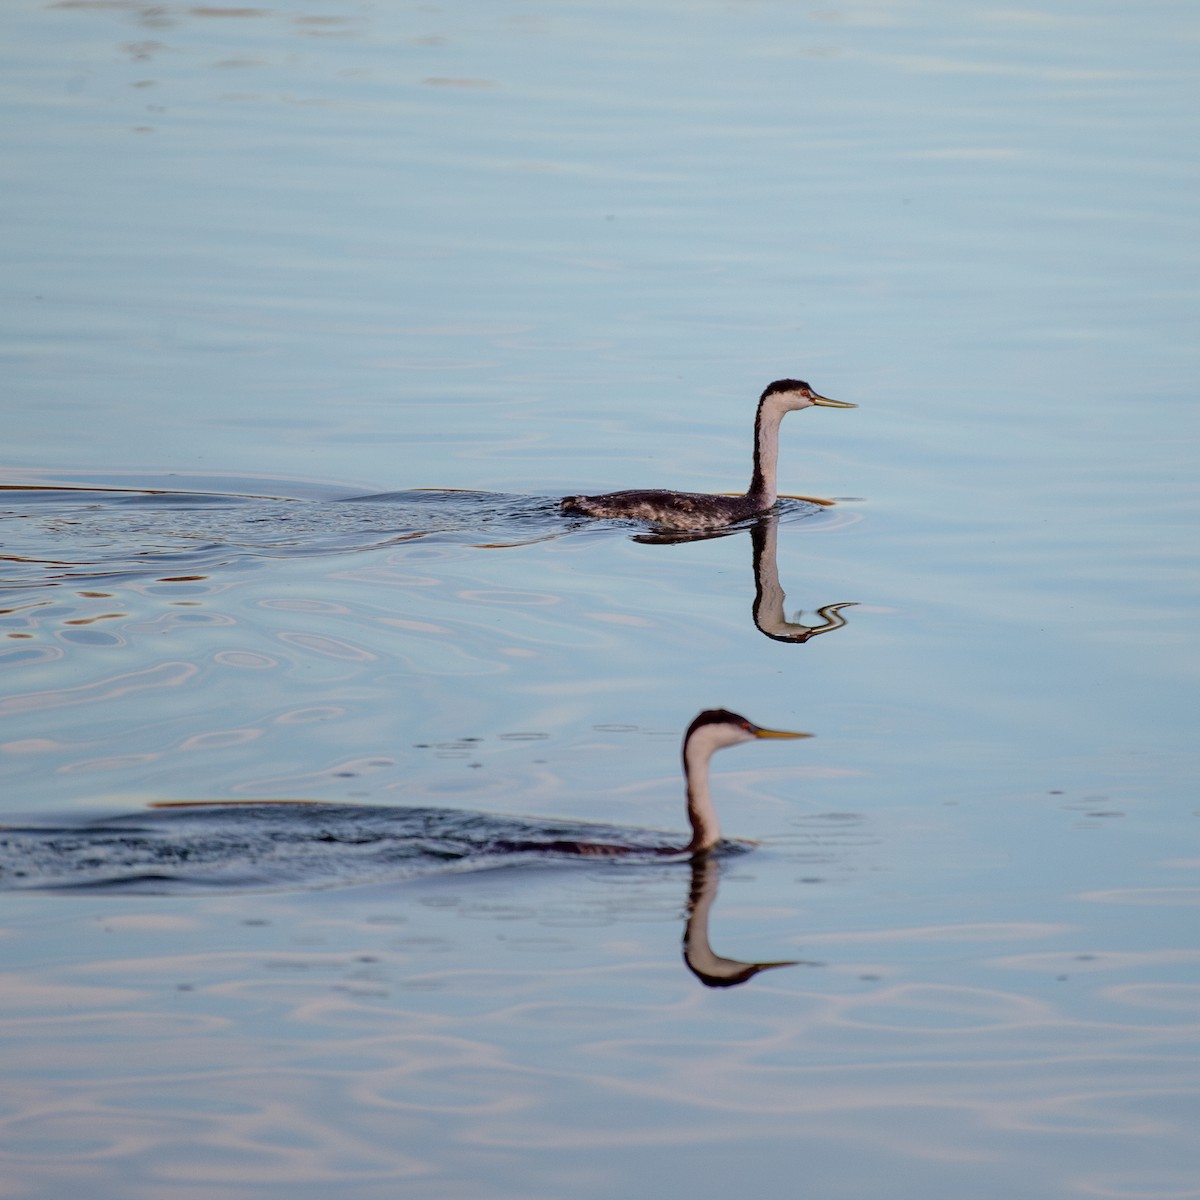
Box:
left=0, top=902, right=1197, bottom=1198
left=0, top=661, right=198, bottom=716
left=212, top=649, right=279, bottom=669
left=273, top=706, right=346, bottom=724
left=178, top=729, right=263, bottom=752
left=274, top=632, right=379, bottom=662
left=58, top=752, right=162, bottom=775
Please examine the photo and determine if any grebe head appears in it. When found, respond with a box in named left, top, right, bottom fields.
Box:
left=760, top=379, right=857, bottom=411
left=685, top=708, right=811, bottom=756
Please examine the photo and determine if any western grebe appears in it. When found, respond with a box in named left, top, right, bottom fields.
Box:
left=0, top=710, right=810, bottom=891
left=561, top=379, right=856, bottom=531
left=671, top=708, right=809, bottom=854
left=490, top=707, right=809, bottom=855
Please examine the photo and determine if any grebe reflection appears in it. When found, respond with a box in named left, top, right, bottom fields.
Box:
left=634, top=511, right=857, bottom=645
left=749, top=513, right=856, bottom=644
left=683, top=852, right=807, bottom=988
left=561, top=379, right=855, bottom=532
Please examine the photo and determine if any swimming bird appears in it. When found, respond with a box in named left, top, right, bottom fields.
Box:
left=487, top=707, right=810, bottom=856
left=0, top=710, right=810, bottom=891
left=561, top=379, right=856, bottom=531
left=671, top=708, right=809, bottom=854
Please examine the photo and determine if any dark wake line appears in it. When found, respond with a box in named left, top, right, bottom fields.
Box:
left=0, top=485, right=838, bottom=588
left=0, top=802, right=750, bottom=894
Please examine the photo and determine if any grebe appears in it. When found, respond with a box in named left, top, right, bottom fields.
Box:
left=674, top=707, right=810, bottom=853
left=495, top=707, right=810, bottom=856
left=561, top=379, right=855, bottom=531
left=0, top=710, right=810, bottom=891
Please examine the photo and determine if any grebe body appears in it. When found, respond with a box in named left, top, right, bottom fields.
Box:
left=561, top=379, right=855, bottom=531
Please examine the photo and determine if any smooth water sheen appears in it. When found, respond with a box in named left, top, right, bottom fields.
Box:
left=2, top=1, right=1198, bottom=1198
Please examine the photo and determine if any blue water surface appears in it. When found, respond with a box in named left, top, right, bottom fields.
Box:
left=1, top=1, right=1198, bottom=1197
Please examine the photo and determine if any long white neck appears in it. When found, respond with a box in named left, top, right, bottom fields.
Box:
left=683, top=730, right=722, bottom=852
left=748, top=393, right=787, bottom=506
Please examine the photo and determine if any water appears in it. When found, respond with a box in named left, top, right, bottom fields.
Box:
left=2, top=0, right=1199, bottom=1197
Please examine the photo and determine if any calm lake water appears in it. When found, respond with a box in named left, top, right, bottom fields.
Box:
left=2, top=1, right=1198, bottom=1197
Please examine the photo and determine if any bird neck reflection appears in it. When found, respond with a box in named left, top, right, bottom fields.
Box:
left=750, top=513, right=856, bottom=643
left=682, top=852, right=798, bottom=988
